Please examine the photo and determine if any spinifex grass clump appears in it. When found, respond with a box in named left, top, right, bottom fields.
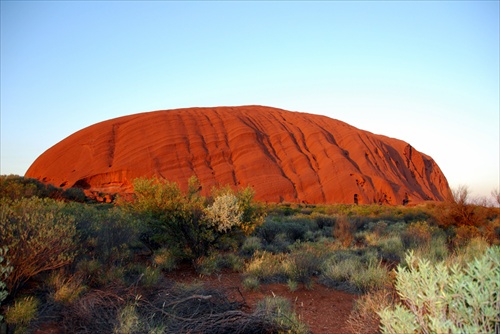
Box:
left=320, top=250, right=390, bottom=293
left=244, top=251, right=289, bottom=284
left=4, top=296, right=39, bottom=333
left=256, top=296, right=310, bottom=334
left=284, top=241, right=335, bottom=290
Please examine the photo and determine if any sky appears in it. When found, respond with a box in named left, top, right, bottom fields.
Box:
left=1, top=1, right=499, bottom=200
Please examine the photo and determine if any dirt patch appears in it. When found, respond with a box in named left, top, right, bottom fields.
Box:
left=33, top=266, right=358, bottom=334
left=166, top=266, right=358, bottom=334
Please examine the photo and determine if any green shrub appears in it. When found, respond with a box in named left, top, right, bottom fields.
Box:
left=312, top=213, right=336, bottom=229
left=61, top=187, right=86, bottom=202
left=448, top=237, right=490, bottom=267
left=379, top=247, right=500, bottom=334
left=284, top=242, right=333, bottom=289
left=0, top=247, right=13, bottom=322
left=268, top=203, right=301, bottom=217
left=266, top=232, right=292, bottom=253
left=401, top=221, right=434, bottom=249
left=412, top=233, right=449, bottom=263
left=321, top=251, right=390, bottom=293
left=221, top=253, right=245, bottom=272
left=242, top=276, right=260, bottom=291
left=240, top=236, right=263, bottom=257
left=195, top=252, right=245, bottom=276
left=255, top=216, right=316, bottom=248
left=69, top=203, right=141, bottom=269
left=0, top=175, right=49, bottom=200
left=254, top=218, right=282, bottom=244
left=287, top=279, right=299, bottom=292
left=256, top=296, right=309, bottom=334
left=195, top=254, right=220, bottom=276
left=377, top=235, right=405, bottom=262
left=350, top=261, right=390, bottom=292
left=0, top=197, right=78, bottom=292
left=322, top=256, right=362, bottom=289
left=102, top=266, right=127, bottom=286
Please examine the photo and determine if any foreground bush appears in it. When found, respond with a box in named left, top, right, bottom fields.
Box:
left=379, top=247, right=500, bottom=333
left=0, top=248, right=12, bottom=322
left=0, top=197, right=78, bottom=293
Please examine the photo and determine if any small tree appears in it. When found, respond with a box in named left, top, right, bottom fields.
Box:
left=0, top=197, right=78, bottom=293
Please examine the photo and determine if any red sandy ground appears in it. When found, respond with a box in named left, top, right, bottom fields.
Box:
left=167, top=267, right=358, bottom=334
left=33, top=267, right=357, bottom=334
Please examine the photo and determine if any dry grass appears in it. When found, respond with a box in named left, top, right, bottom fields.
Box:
left=346, top=289, right=396, bottom=334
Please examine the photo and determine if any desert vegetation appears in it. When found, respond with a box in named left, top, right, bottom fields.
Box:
left=0, top=175, right=499, bottom=333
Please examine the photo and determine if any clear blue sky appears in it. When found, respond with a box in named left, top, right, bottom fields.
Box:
left=1, top=1, right=499, bottom=200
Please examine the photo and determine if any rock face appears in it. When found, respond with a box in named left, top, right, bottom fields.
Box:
left=25, top=106, right=451, bottom=204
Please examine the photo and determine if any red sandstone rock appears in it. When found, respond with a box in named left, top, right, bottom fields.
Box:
left=25, top=106, right=452, bottom=204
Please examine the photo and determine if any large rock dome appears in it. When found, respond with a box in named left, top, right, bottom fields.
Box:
left=25, top=106, right=451, bottom=204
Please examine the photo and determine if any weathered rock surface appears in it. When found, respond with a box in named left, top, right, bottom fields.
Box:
left=25, top=106, right=451, bottom=204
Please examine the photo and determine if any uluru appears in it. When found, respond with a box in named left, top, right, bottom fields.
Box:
left=25, top=106, right=451, bottom=204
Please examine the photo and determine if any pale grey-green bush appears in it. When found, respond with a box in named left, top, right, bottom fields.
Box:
left=205, top=193, right=243, bottom=232
left=379, top=247, right=500, bottom=334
